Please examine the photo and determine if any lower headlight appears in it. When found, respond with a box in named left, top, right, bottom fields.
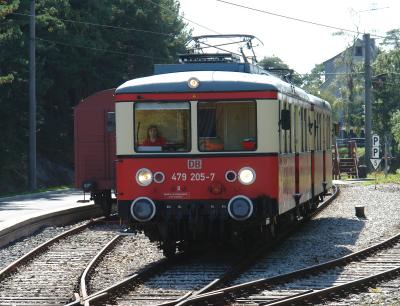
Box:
left=136, top=168, right=153, bottom=186
left=130, top=197, right=156, bottom=222
left=227, top=195, right=253, bottom=221
left=238, top=167, right=256, bottom=185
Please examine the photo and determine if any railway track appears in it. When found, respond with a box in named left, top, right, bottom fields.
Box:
left=235, top=231, right=400, bottom=306
left=0, top=186, right=339, bottom=306
left=181, top=224, right=400, bottom=305
left=0, top=192, right=103, bottom=249
left=68, top=187, right=339, bottom=306
left=0, top=217, right=120, bottom=305
left=77, top=247, right=270, bottom=306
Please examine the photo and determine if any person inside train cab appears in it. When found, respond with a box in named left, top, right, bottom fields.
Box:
left=141, top=125, right=166, bottom=146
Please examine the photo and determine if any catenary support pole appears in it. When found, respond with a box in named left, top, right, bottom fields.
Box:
left=364, top=33, right=372, bottom=172
left=29, top=0, right=37, bottom=190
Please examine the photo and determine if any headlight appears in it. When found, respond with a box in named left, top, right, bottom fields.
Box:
left=228, top=195, right=253, bottom=221
left=238, top=167, right=256, bottom=185
left=136, top=168, right=153, bottom=186
left=130, top=197, right=156, bottom=222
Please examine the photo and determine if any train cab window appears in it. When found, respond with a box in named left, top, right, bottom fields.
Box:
left=134, top=102, right=190, bottom=152
left=198, top=101, right=256, bottom=152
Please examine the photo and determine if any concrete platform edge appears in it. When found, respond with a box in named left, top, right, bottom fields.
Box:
left=0, top=205, right=103, bottom=249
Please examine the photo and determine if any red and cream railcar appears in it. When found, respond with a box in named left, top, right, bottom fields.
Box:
left=114, top=60, right=332, bottom=256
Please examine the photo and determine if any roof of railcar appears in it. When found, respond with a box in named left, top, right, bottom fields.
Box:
left=115, top=63, right=331, bottom=112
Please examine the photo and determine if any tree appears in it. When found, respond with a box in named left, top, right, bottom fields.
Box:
left=0, top=0, right=19, bottom=85
left=258, top=56, right=302, bottom=86
left=391, top=110, right=400, bottom=151
left=381, top=29, right=400, bottom=49
left=301, top=64, right=339, bottom=122
left=0, top=0, right=30, bottom=193
left=372, top=48, right=400, bottom=135
left=301, top=64, right=324, bottom=93
left=0, top=0, right=189, bottom=193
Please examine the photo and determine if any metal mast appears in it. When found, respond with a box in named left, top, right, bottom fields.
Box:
left=29, top=0, right=37, bottom=190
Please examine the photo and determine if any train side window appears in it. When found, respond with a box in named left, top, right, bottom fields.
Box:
left=294, top=105, right=298, bottom=153
left=318, top=113, right=321, bottom=150
left=303, top=109, right=308, bottom=151
left=320, top=114, right=323, bottom=150
left=107, top=112, right=115, bottom=133
left=300, top=107, right=303, bottom=152
left=321, top=114, right=326, bottom=150
left=279, top=101, right=282, bottom=154
left=289, top=104, right=292, bottom=153
left=282, top=103, right=289, bottom=153
left=315, top=113, right=321, bottom=150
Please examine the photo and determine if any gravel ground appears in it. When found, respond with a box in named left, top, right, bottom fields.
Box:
left=234, top=183, right=400, bottom=305
left=89, top=233, right=164, bottom=294
left=0, top=223, right=121, bottom=305
left=1, top=183, right=399, bottom=305
left=0, top=221, right=88, bottom=270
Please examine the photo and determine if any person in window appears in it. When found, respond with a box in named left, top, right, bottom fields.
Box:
left=142, top=125, right=166, bottom=146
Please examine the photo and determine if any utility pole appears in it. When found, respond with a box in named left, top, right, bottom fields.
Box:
left=29, top=0, right=37, bottom=191
left=364, top=33, right=372, bottom=172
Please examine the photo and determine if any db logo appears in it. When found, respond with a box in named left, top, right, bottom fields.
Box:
left=188, top=159, right=202, bottom=169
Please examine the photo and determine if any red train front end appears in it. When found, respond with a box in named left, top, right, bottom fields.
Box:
left=114, top=56, right=332, bottom=256
left=114, top=71, right=286, bottom=255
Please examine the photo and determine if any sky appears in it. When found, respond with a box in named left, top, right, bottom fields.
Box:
left=178, top=0, right=400, bottom=74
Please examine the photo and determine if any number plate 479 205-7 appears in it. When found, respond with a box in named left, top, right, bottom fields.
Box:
left=171, top=172, right=215, bottom=182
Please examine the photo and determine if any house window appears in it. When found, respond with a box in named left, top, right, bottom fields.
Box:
left=355, top=46, right=363, bottom=57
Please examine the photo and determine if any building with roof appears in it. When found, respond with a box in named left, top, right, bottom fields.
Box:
left=321, top=38, right=378, bottom=139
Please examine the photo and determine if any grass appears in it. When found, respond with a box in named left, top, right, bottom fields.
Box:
left=364, top=171, right=400, bottom=185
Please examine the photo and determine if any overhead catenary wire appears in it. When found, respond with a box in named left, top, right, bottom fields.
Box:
left=143, top=0, right=223, bottom=35
left=10, top=12, right=176, bottom=37
left=9, top=5, right=233, bottom=60
left=36, top=37, right=168, bottom=61
left=216, top=0, right=387, bottom=39
left=144, top=0, right=257, bottom=59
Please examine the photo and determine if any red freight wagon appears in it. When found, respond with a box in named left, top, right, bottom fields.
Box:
left=74, top=88, right=116, bottom=215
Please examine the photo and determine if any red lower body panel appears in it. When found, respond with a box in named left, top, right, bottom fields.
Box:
left=116, top=155, right=279, bottom=201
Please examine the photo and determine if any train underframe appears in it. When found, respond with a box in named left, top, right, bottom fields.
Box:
left=92, top=190, right=114, bottom=217
left=118, top=193, right=325, bottom=257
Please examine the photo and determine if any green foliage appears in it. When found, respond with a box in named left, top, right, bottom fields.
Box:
left=301, top=64, right=339, bottom=121
left=323, top=42, right=365, bottom=136
left=258, top=56, right=302, bottom=86
left=364, top=171, right=400, bottom=185
left=381, top=29, right=400, bottom=49
left=258, top=56, right=289, bottom=70
left=390, top=110, right=400, bottom=150
left=301, top=64, right=324, bottom=92
left=372, top=47, right=400, bottom=136
left=0, top=0, right=188, bottom=193
left=372, top=29, right=400, bottom=171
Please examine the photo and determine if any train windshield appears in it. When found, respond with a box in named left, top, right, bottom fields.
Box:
left=198, top=101, right=257, bottom=151
left=134, top=102, right=190, bottom=152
